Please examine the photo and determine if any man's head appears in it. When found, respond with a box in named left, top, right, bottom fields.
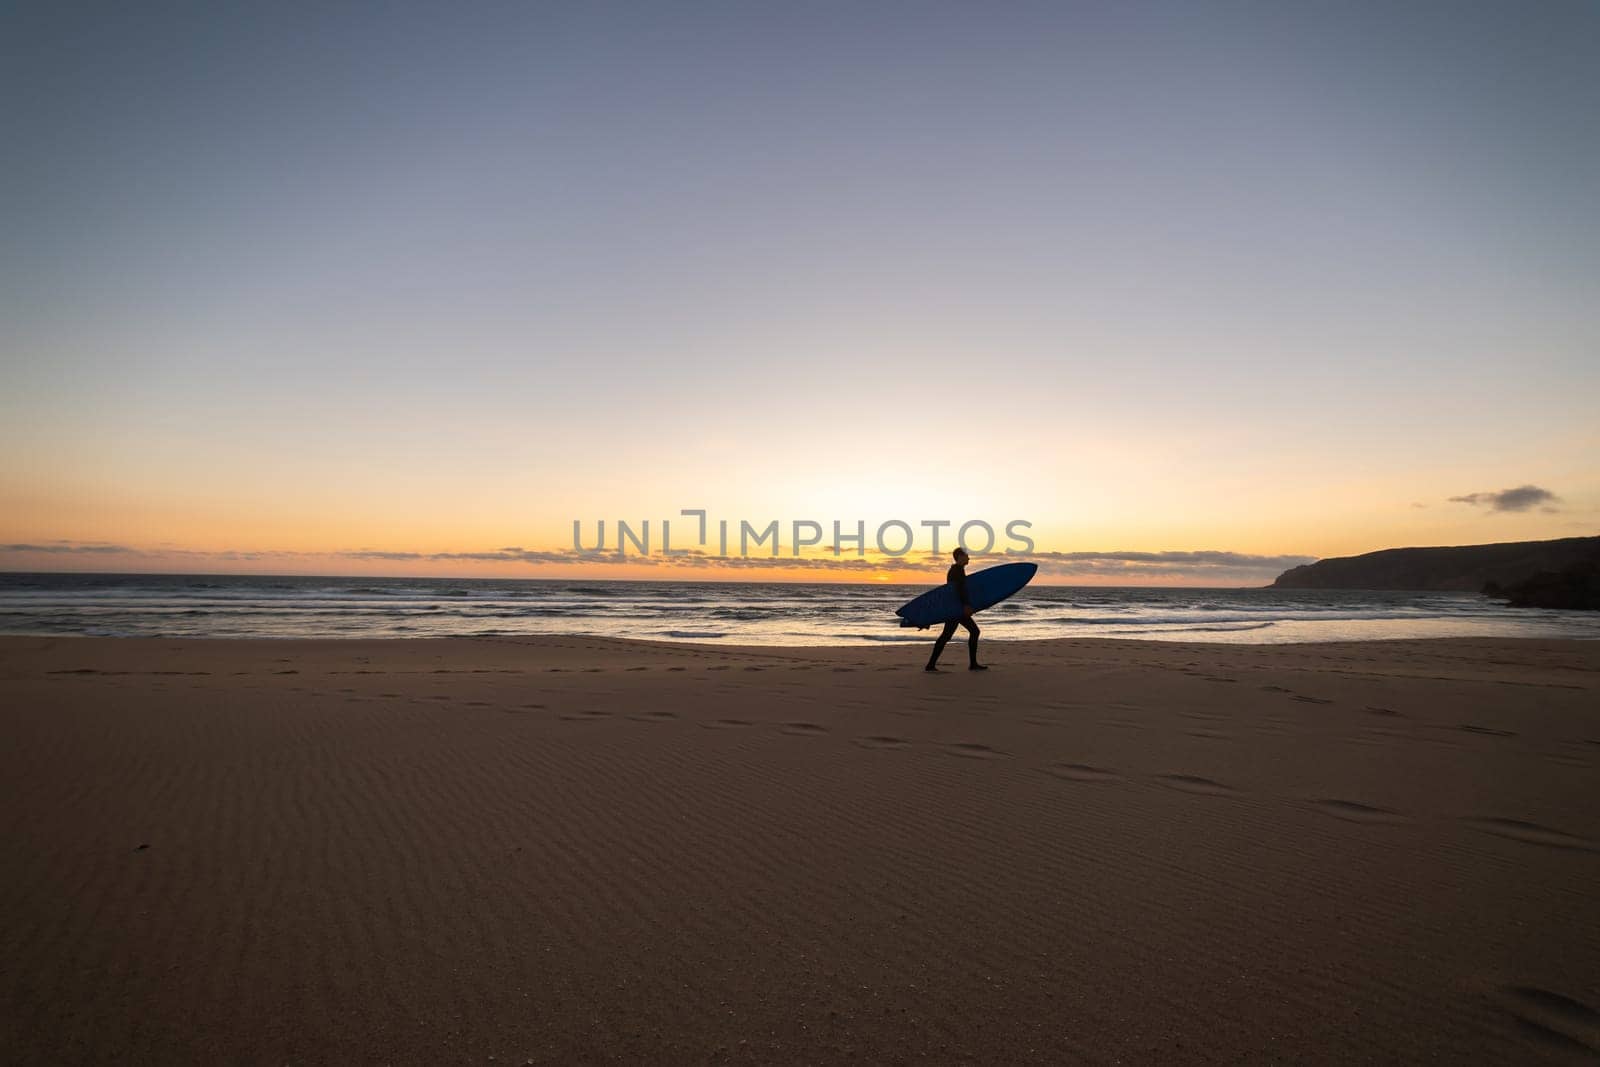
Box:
left=952, top=547, right=969, bottom=565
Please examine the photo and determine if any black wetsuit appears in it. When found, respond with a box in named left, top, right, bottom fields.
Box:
left=926, top=562, right=980, bottom=668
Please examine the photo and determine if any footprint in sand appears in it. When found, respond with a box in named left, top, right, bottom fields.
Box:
left=1459, top=724, right=1516, bottom=738
left=1499, top=986, right=1600, bottom=1055
left=779, top=722, right=827, bottom=735
left=1155, top=774, right=1235, bottom=797
left=1292, top=694, right=1332, bottom=705
left=629, top=710, right=678, bottom=722
left=1307, top=799, right=1407, bottom=825
left=1042, top=763, right=1120, bottom=783
left=558, top=709, right=611, bottom=721
left=1462, top=817, right=1597, bottom=852
left=699, top=719, right=754, bottom=730
left=854, top=735, right=909, bottom=750
left=939, top=742, right=1007, bottom=760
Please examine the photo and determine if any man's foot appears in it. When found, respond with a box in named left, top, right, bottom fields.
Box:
left=924, top=664, right=940, bottom=672
left=969, top=663, right=989, bottom=671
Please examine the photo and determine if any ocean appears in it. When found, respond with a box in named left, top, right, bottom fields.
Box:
left=2, top=572, right=1596, bottom=645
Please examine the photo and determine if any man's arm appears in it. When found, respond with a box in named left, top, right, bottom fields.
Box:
left=951, top=566, right=971, bottom=610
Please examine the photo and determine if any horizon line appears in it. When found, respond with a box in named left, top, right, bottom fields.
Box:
left=0, top=568, right=1275, bottom=590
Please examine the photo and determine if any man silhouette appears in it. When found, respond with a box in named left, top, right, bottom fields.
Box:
left=926, top=547, right=987, bottom=671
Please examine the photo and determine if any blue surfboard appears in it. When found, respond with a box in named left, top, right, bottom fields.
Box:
left=895, top=562, right=1038, bottom=629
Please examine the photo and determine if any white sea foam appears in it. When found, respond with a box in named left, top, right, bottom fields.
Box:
left=1, top=574, right=1596, bottom=645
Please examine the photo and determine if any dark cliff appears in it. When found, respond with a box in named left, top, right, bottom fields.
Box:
left=1485, top=561, right=1600, bottom=610
left=1270, top=536, right=1600, bottom=593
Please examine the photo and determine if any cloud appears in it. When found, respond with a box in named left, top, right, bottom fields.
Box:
left=332, top=546, right=946, bottom=573
left=1018, top=550, right=1315, bottom=582
left=1029, top=550, right=1315, bottom=568
left=0, top=542, right=136, bottom=554
left=0, top=541, right=1313, bottom=583
left=0, top=542, right=326, bottom=562
left=339, top=547, right=659, bottom=566
left=340, top=548, right=578, bottom=564
left=1447, top=484, right=1560, bottom=513
left=660, top=552, right=932, bottom=574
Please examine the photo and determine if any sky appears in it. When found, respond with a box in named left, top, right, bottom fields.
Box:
left=3, top=1, right=1597, bottom=585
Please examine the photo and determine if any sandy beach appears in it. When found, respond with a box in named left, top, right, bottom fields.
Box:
left=2, top=634, right=1597, bottom=1063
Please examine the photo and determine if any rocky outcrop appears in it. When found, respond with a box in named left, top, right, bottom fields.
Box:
left=1485, top=561, right=1600, bottom=610
left=1270, top=536, right=1600, bottom=593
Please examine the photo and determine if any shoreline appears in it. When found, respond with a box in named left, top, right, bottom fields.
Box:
left=3, top=631, right=1597, bottom=650
left=8, top=573, right=1596, bottom=648
left=3, top=634, right=1597, bottom=1061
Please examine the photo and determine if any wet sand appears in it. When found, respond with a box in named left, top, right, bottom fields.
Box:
left=2, top=635, right=1597, bottom=1063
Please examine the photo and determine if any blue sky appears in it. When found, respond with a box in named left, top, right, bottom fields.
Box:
left=3, top=2, right=1596, bottom=580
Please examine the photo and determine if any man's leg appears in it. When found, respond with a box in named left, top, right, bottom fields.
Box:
left=926, top=620, right=959, bottom=670
left=962, top=617, right=983, bottom=668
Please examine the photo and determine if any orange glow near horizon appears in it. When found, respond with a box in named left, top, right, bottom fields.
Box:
left=6, top=419, right=1597, bottom=587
